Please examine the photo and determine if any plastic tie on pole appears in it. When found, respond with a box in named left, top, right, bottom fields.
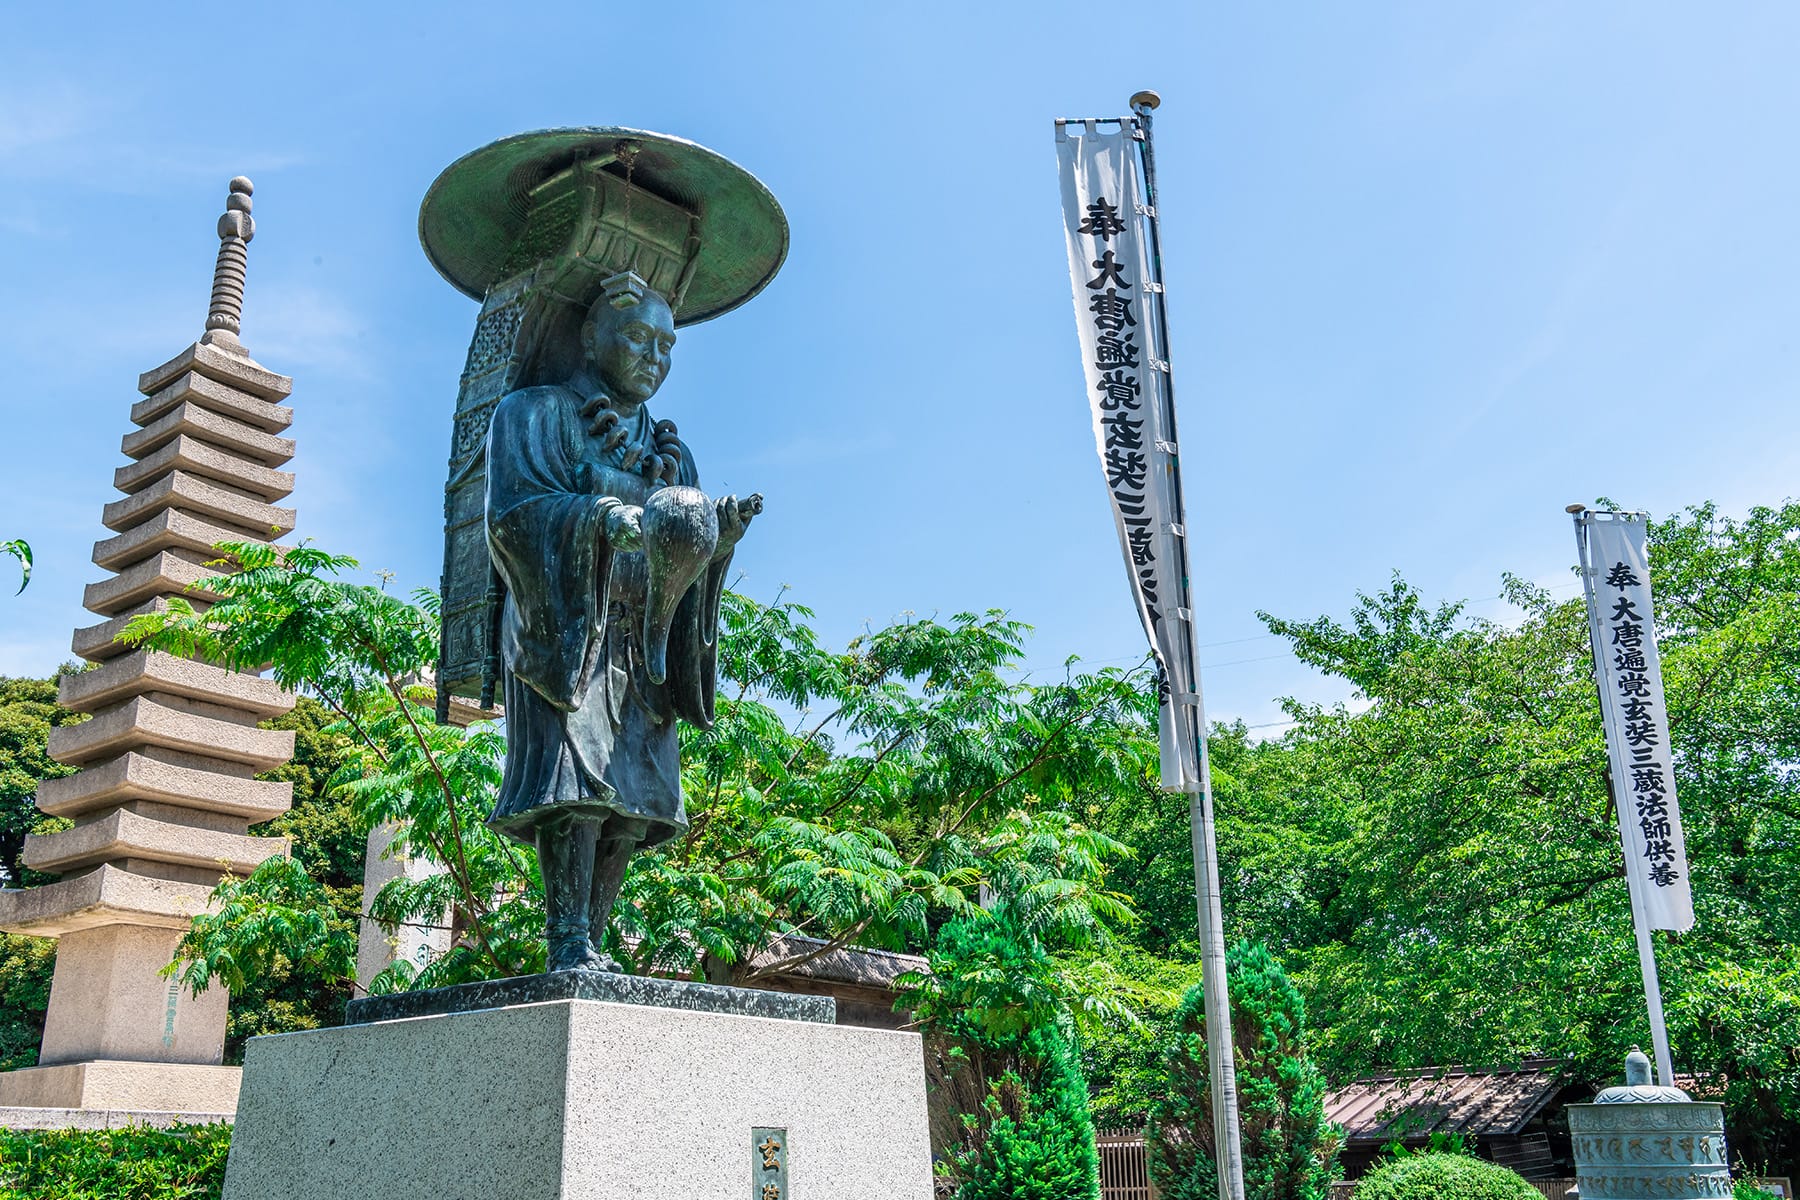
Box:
left=1150, top=357, right=1171, bottom=373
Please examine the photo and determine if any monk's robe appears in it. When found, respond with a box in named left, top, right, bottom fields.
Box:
left=483, top=383, right=726, bottom=845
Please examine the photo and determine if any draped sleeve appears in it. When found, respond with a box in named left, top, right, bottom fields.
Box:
left=485, top=386, right=621, bottom=712
left=665, top=437, right=729, bottom=730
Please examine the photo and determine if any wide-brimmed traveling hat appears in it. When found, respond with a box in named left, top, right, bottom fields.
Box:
left=419, top=126, right=788, bottom=326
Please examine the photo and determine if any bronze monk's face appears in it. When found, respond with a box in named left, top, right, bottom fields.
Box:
left=584, top=292, right=677, bottom=406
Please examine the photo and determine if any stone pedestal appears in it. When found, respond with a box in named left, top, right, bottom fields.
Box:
left=223, top=982, right=935, bottom=1200
left=0, top=183, right=299, bottom=1117
left=352, top=823, right=452, bottom=992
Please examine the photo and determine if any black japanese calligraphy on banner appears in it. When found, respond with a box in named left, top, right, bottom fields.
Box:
left=1579, top=513, right=1695, bottom=931
left=1056, top=120, right=1200, bottom=791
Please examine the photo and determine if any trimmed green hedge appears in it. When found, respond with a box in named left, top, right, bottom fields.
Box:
left=1351, top=1152, right=1537, bottom=1200
left=0, top=1123, right=230, bottom=1200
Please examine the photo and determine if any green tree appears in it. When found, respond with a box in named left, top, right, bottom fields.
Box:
left=129, top=545, right=1148, bottom=1011
left=219, top=697, right=366, bottom=1057
left=1156, top=502, right=1800, bottom=1177
left=1075, top=946, right=1205, bottom=1129
left=1148, top=941, right=1338, bottom=1200
left=125, top=543, right=525, bottom=995
left=1076, top=502, right=1800, bottom=1176
left=1350, top=1152, right=1536, bottom=1200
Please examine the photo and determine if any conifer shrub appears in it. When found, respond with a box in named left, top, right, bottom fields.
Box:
left=1148, top=941, right=1339, bottom=1200
left=1350, top=1152, right=1537, bottom=1200
left=949, top=1023, right=1101, bottom=1200
left=0, top=1122, right=231, bottom=1199
left=908, top=911, right=1101, bottom=1200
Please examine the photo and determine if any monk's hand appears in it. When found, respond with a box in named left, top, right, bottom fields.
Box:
left=605, top=504, right=644, bottom=553
left=716, top=493, right=761, bottom=554
left=652, top=420, right=682, bottom=484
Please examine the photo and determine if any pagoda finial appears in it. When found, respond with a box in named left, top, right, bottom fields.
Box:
left=200, top=176, right=256, bottom=353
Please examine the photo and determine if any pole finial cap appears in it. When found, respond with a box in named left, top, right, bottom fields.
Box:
left=1130, top=89, right=1162, bottom=113
left=1566, top=503, right=1588, bottom=514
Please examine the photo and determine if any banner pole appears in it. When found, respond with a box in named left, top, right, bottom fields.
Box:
left=1134, top=89, right=1247, bottom=1200
left=1570, top=504, right=1677, bottom=1086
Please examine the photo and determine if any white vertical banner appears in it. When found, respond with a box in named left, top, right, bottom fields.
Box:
left=1056, top=120, right=1200, bottom=791
left=1577, top=512, right=1695, bottom=932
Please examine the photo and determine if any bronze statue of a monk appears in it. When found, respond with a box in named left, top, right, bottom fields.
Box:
left=421, top=126, right=786, bottom=973
left=485, top=281, right=758, bottom=972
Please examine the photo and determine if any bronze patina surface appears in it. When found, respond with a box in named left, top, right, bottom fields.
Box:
left=420, top=126, right=787, bottom=324
left=424, top=127, right=783, bottom=970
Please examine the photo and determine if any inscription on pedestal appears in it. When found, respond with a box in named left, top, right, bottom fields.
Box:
left=753, top=1127, right=789, bottom=1200
left=1570, top=1099, right=1732, bottom=1199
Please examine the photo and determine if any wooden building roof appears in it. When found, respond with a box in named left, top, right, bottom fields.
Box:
left=1324, top=1059, right=1568, bottom=1146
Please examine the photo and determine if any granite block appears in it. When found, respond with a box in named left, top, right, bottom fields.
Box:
left=0, top=863, right=214, bottom=937
left=114, top=435, right=295, bottom=504
left=100, top=470, right=295, bottom=539
left=345, top=968, right=836, bottom=1026
left=138, top=341, right=292, bottom=402
left=132, top=368, right=293, bottom=433
left=22, top=806, right=286, bottom=876
left=0, top=1061, right=240, bottom=1114
left=223, top=998, right=933, bottom=1200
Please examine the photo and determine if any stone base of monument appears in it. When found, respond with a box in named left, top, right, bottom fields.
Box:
left=0, top=1104, right=233, bottom=1131
left=222, top=970, right=935, bottom=1200
left=0, top=1060, right=239, bottom=1113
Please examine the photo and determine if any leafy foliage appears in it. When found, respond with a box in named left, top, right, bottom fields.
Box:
left=0, top=935, right=54, bottom=1072
left=125, top=543, right=526, bottom=993
left=0, top=1122, right=230, bottom=1200
left=1076, top=947, right=1206, bottom=1128
left=125, top=546, right=1146, bottom=1015
left=635, top=590, right=1150, bottom=984
left=1148, top=941, right=1339, bottom=1200
left=219, top=698, right=365, bottom=1057
left=1349, top=1152, right=1536, bottom=1200
left=0, top=672, right=83, bottom=888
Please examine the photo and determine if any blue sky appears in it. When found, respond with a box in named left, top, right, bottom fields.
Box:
left=3, top=3, right=1797, bottom=732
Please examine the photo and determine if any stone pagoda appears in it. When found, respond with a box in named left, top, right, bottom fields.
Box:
left=0, top=178, right=297, bottom=1117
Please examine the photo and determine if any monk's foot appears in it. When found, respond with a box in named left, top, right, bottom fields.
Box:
left=547, top=935, right=600, bottom=973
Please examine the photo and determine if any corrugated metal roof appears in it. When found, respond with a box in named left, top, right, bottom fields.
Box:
left=1324, top=1060, right=1567, bottom=1145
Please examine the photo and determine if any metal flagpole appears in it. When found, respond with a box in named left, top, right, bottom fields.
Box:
left=1569, top=503, right=1678, bottom=1087
left=1134, top=89, right=1248, bottom=1200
